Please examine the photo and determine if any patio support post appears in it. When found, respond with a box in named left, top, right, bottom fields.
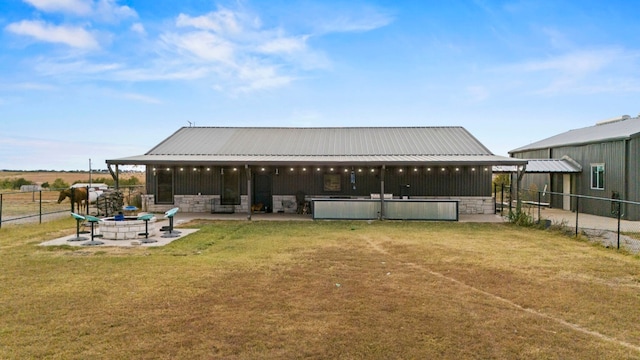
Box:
left=107, top=164, right=120, bottom=189
left=516, top=164, right=527, bottom=213
left=246, top=164, right=252, bottom=220
left=380, top=165, right=385, bottom=220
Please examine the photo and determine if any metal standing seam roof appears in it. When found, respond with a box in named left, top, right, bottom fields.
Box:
left=107, top=126, right=527, bottom=165
left=510, top=116, right=640, bottom=153
left=493, top=158, right=582, bottom=173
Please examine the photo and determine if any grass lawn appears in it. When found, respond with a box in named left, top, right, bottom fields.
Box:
left=1, top=218, right=640, bottom=359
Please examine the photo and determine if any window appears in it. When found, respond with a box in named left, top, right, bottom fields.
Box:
left=221, top=168, right=240, bottom=205
left=591, top=164, right=604, bottom=190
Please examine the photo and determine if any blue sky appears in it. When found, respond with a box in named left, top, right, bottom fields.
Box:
left=1, top=0, right=639, bottom=170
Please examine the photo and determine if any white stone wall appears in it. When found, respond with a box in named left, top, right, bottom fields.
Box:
left=142, top=194, right=249, bottom=213
left=175, top=195, right=216, bottom=212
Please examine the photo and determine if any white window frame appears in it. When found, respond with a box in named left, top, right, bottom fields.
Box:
left=590, top=163, right=605, bottom=190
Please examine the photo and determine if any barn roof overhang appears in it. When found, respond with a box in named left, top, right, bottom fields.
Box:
left=106, top=154, right=528, bottom=167
left=493, top=157, right=581, bottom=173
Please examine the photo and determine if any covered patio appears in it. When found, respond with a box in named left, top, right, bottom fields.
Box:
left=107, top=126, right=527, bottom=220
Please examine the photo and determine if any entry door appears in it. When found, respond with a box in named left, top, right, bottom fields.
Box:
left=254, top=174, right=273, bottom=212
left=562, top=174, right=571, bottom=210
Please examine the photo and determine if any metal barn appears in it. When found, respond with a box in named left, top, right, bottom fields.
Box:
left=509, top=115, right=640, bottom=220
left=107, top=126, right=525, bottom=220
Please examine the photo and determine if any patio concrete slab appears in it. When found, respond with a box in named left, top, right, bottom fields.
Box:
left=39, top=216, right=199, bottom=247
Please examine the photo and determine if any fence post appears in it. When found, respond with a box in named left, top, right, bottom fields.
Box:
left=501, top=184, right=505, bottom=215
left=538, top=191, right=541, bottom=223
left=575, top=196, right=579, bottom=237
left=508, top=185, right=513, bottom=215
left=39, top=190, right=42, bottom=224
left=493, top=184, right=498, bottom=215
left=617, top=201, right=622, bottom=250
left=0, top=193, right=3, bottom=229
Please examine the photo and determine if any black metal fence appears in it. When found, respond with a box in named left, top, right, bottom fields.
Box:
left=495, top=184, right=640, bottom=253
left=0, top=186, right=144, bottom=228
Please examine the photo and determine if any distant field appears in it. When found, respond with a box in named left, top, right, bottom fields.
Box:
left=0, top=171, right=145, bottom=187
left=1, top=220, right=639, bottom=359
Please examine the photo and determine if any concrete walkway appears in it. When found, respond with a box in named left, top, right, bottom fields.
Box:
left=527, top=207, right=639, bottom=233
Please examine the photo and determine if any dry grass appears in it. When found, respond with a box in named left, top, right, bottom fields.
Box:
left=0, top=171, right=144, bottom=220
left=0, top=171, right=145, bottom=187
left=0, top=191, right=69, bottom=219
left=1, top=220, right=640, bottom=359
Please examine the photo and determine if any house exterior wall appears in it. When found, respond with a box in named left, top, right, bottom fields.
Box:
left=142, top=165, right=496, bottom=216
left=512, top=139, right=640, bottom=220
left=552, top=142, right=625, bottom=218
left=626, top=137, right=640, bottom=220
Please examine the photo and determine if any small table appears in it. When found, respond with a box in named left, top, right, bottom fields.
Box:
left=82, top=215, right=104, bottom=246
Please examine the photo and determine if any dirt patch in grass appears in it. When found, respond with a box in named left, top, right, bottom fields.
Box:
left=1, top=221, right=640, bottom=359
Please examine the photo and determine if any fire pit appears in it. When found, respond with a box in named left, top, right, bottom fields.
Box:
left=99, top=215, right=157, bottom=240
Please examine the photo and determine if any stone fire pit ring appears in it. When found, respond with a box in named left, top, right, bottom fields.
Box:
left=99, top=215, right=157, bottom=240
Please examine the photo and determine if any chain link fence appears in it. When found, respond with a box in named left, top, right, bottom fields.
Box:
left=495, top=184, right=640, bottom=254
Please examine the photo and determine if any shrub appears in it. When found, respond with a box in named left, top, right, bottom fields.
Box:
left=51, top=178, right=69, bottom=189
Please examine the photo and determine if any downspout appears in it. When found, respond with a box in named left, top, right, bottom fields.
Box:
left=246, top=164, right=252, bottom=220
left=380, top=165, right=385, bottom=220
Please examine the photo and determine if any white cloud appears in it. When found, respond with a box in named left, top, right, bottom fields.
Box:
left=130, top=22, right=145, bottom=35
left=34, top=59, right=122, bottom=77
left=515, top=50, right=612, bottom=74
left=234, top=62, right=294, bottom=93
left=22, top=0, right=137, bottom=22
left=0, top=82, right=58, bottom=91
left=94, top=0, right=136, bottom=22
left=6, top=20, right=99, bottom=49
left=176, top=9, right=244, bottom=34
left=258, top=35, right=308, bottom=54
left=154, top=7, right=331, bottom=93
left=309, top=5, right=394, bottom=34
left=10, top=3, right=390, bottom=94
left=161, top=31, right=235, bottom=63
left=23, top=0, right=92, bottom=16
left=499, top=48, right=640, bottom=94
left=112, top=66, right=211, bottom=81
left=120, top=92, right=162, bottom=104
